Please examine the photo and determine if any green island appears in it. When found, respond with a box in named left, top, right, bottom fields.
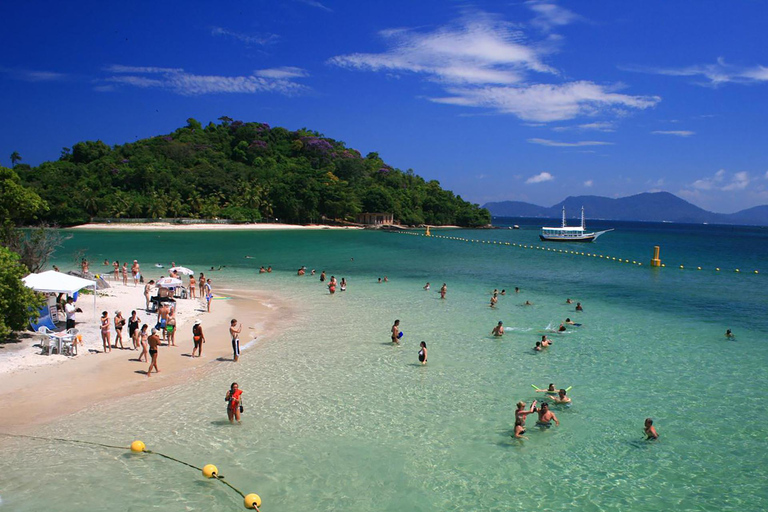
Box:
left=12, top=117, right=490, bottom=227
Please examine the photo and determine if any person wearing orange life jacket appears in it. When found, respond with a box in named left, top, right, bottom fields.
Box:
left=225, top=382, right=243, bottom=424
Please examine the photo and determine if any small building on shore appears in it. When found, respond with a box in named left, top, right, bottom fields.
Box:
left=356, top=212, right=394, bottom=226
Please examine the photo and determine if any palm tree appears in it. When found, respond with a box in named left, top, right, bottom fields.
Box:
left=10, top=151, right=21, bottom=166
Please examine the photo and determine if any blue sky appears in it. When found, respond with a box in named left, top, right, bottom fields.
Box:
left=2, top=1, right=767, bottom=213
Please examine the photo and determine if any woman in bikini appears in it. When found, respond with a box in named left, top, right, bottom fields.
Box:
left=138, top=324, right=149, bottom=362
left=100, top=311, right=112, bottom=353
left=114, top=310, right=126, bottom=349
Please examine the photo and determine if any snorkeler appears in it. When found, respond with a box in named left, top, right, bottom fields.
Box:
left=644, top=418, right=658, bottom=439
left=491, top=321, right=504, bottom=337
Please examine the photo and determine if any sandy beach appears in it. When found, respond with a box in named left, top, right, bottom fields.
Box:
left=68, top=222, right=364, bottom=231
left=0, top=274, right=287, bottom=431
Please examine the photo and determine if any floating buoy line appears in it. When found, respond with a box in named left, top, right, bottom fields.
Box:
left=392, top=231, right=761, bottom=275
left=0, top=433, right=262, bottom=510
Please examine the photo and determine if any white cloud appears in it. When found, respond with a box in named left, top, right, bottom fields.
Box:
left=433, top=81, right=659, bottom=122
left=329, top=11, right=660, bottom=122
left=255, top=67, right=309, bottom=79
left=103, top=65, right=308, bottom=96
left=552, top=121, right=615, bottom=132
left=526, top=172, right=555, bottom=183
left=526, top=1, right=580, bottom=32
left=295, top=0, right=332, bottom=11
left=690, top=169, right=750, bottom=191
left=0, top=66, right=67, bottom=82
left=211, top=27, right=278, bottom=46
left=583, top=180, right=593, bottom=187
left=625, top=57, right=768, bottom=87
left=527, top=138, right=613, bottom=147
left=652, top=130, right=695, bottom=137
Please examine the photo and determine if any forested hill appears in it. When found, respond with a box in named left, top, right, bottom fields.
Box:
left=16, top=118, right=490, bottom=227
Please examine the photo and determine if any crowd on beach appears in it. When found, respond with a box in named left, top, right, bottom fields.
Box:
left=57, top=259, right=249, bottom=384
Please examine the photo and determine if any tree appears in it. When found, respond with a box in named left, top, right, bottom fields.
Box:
left=0, top=166, right=48, bottom=232
left=10, top=151, right=21, bottom=166
left=0, top=246, right=45, bottom=339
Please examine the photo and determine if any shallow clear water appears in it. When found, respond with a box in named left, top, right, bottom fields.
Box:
left=2, top=223, right=767, bottom=511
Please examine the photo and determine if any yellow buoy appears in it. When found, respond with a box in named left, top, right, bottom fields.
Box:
left=202, top=464, right=219, bottom=478
left=755, top=270, right=759, bottom=274
left=680, top=265, right=684, bottom=269
left=244, top=493, right=262, bottom=509
left=715, top=268, right=720, bottom=271
left=735, top=269, right=740, bottom=273
left=130, top=440, right=146, bottom=453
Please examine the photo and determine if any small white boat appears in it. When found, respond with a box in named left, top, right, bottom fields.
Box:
left=539, top=207, right=612, bottom=242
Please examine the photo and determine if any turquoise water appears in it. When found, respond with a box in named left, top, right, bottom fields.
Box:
left=2, top=224, right=767, bottom=511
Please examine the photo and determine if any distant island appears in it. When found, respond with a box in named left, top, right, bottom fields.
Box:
left=11, top=118, right=490, bottom=228
left=484, top=192, right=768, bottom=227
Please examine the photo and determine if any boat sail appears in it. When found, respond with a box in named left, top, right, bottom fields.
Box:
left=539, top=207, right=613, bottom=242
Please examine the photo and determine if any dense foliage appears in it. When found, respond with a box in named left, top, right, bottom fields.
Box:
left=0, top=246, right=45, bottom=338
left=18, top=118, right=490, bottom=227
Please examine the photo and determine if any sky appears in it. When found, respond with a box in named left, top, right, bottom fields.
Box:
left=2, top=0, right=768, bottom=213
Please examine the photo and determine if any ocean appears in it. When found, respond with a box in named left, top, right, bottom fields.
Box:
left=1, top=219, right=767, bottom=511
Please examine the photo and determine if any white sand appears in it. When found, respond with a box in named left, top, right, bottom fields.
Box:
left=68, top=222, right=363, bottom=231
left=0, top=278, right=202, bottom=375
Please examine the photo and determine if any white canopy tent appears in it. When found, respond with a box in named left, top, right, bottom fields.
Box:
left=23, top=271, right=98, bottom=320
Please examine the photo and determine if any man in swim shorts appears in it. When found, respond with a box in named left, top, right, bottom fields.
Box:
left=230, top=318, right=242, bottom=362
left=535, top=402, right=559, bottom=427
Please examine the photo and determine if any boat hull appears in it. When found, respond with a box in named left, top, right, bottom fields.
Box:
left=539, top=234, right=597, bottom=242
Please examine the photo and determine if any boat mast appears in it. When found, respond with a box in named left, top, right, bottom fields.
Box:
left=581, top=207, right=585, bottom=229
left=561, top=206, right=566, bottom=228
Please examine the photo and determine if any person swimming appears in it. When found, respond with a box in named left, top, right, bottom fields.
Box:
left=552, top=389, right=571, bottom=404
left=644, top=418, right=659, bottom=440
left=725, top=329, right=735, bottom=339
left=575, top=302, right=583, bottom=311
left=534, top=341, right=543, bottom=351
left=491, top=321, right=504, bottom=337
left=536, top=383, right=557, bottom=394
left=558, top=323, right=566, bottom=332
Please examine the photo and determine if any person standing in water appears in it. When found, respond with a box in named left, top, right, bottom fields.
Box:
left=535, top=402, right=559, bottom=427
left=424, top=282, right=430, bottom=290
left=391, top=319, right=401, bottom=345
left=644, top=418, right=659, bottom=440
left=230, top=318, right=242, bottom=362
left=418, top=341, right=427, bottom=365
left=225, top=382, right=243, bottom=424
left=552, top=389, right=571, bottom=404
left=490, top=293, right=498, bottom=308
left=491, top=321, right=504, bottom=337
left=440, top=283, right=447, bottom=299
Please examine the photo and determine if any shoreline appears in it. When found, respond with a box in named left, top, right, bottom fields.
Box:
left=67, top=222, right=364, bottom=231
left=0, top=284, right=290, bottom=432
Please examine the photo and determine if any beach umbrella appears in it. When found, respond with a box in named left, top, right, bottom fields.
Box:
left=156, top=277, right=183, bottom=288
left=169, top=266, right=194, bottom=275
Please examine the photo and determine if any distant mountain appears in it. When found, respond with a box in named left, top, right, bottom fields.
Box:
left=484, top=192, right=768, bottom=226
